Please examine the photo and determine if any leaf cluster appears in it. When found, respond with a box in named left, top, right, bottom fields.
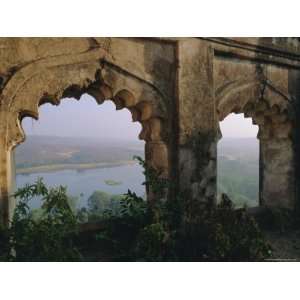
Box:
left=0, top=178, right=81, bottom=261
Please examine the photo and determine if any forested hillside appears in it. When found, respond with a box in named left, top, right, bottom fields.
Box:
left=217, top=137, right=259, bottom=207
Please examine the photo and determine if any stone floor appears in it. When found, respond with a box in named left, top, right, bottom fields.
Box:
left=264, top=229, right=300, bottom=261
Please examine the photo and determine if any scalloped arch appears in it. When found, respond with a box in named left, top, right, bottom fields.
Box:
left=2, top=56, right=168, bottom=151
left=216, top=78, right=292, bottom=121
left=216, top=79, right=262, bottom=121
left=216, top=78, right=294, bottom=140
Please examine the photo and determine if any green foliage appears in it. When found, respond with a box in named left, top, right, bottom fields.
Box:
left=217, top=138, right=259, bottom=208
left=177, top=194, right=271, bottom=261
left=77, top=207, right=89, bottom=223
left=94, top=190, right=149, bottom=260
left=0, top=156, right=272, bottom=262
left=86, top=190, right=123, bottom=222
left=134, top=155, right=168, bottom=199
left=217, top=157, right=259, bottom=208
left=0, top=178, right=82, bottom=261
left=67, top=196, right=80, bottom=214
left=104, top=179, right=122, bottom=186
left=88, top=190, right=112, bottom=212
left=135, top=223, right=168, bottom=261
left=93, top=157, right=271, bottom=261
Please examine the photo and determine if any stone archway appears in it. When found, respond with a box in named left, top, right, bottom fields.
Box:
left=0, top=42, right=170, bottom=224
left=216, top=78, right=295, bottom=209
left=1, top=37, right=300, bottom=226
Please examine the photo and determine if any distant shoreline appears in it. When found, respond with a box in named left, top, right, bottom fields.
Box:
left=16, top=160, right=137, bottom=175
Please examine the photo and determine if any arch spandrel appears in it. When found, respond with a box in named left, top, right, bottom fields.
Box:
left=1, top=52, right=169, bottom=151
left=104, top=38, right=176, bottom=100
left=215, top=77, right=294, bottom=140
left=216, top=79, right=262, bottom=121
left=0, top=38, right=111, bottom=73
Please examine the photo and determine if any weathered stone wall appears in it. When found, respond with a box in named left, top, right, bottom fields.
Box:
left=214, top=55, right=295, bottom=208
left=0, top=37, right=299, bottom=224
left=176, top=39, right=216, bottom=204
left=0, top=38, right=175, bottom=223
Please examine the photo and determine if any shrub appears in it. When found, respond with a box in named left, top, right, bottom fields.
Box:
left=176, top=194, right=272, bottom=261
left=0, top=179, right=82, bottom=261
left=0, top=158, right=272, bottom=262
left=94, top=158, right=272, bottom=261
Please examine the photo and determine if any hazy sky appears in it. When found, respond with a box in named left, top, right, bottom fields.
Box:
left=22, top=94, right=142, bottom=141
left=22, top=94, right=258, bottom=139
left=219, top=113, right=258, bottom=138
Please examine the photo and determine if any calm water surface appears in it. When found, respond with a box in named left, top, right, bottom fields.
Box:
left=16, top=163, right=145, bottom=208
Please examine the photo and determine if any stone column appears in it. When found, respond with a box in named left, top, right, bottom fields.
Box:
left=0, top=145, right=15, bottom=224
left=145, top=141, right=169, bottom=200
left=288, top=69, right=300, bottom=211
left=260, top=137, right=295, bottom=209
left=0, top=109, right=17, bottom=225
left=176, top=39, right=217, bottom=204
left=145, top=141, right=168, bottom=175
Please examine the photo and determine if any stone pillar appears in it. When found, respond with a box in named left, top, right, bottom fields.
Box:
left=145, top=141, right=169, bottom=177
left=0, top=110, right=17, bottom=225
left=0, top=143, right=16, bottom=225
left=145, top=141, right=169, bottom=200
left=176, top=39, right=217, bottom=204
left=260, top=137, right=295, bottom=209
left=288, top=69, right=300, bottom=211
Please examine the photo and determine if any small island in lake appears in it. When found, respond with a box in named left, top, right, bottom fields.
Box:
left=104, top=179, right=122, bottom=186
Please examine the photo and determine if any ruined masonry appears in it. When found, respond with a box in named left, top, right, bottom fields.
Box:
left=0, top=37, right=299, bottom=224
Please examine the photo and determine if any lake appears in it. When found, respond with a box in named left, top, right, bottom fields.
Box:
left=16, top=163, right=145, bottom=208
